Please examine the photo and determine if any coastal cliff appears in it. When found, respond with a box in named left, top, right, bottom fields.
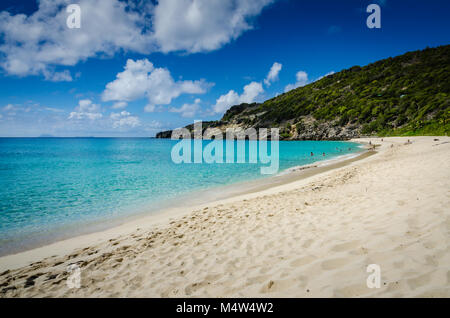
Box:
left=157, top=45, right=450, bottom=140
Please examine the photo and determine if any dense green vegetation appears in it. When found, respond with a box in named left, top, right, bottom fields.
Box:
left=157, top=46, right=449, bottom=139
left=229, top=45, right=450, bottom=137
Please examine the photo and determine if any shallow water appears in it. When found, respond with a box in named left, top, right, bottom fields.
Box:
left=0, top=138, right=361, bottom=255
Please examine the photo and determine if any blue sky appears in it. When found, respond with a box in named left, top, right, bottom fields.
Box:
left=0, top=0, right=449, bottom=137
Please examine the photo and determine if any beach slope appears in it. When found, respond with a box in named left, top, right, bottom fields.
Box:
left=0, top=136, right=449, bottom=297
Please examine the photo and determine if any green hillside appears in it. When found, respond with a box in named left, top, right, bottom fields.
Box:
left=158, top=45, right=450, bottom=139
left=255, top=45, right=449, bottom=137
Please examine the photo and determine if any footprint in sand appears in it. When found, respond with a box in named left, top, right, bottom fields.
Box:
left=302, top=239, right=314, bottom=248
left=259, top=279, right=292, bottom=294
left=407, top=272, right=433, bottom=290
left=334, top=283, right=370, bottom=297
left=321, top=257, right=351, bottom=270
left=289, top=255, right=316, bottom=267
left=184, top=281, right=209, bottom=296
left=330, top=240, right=360, bottom=253
left=246, top=274, right=271, bottom=285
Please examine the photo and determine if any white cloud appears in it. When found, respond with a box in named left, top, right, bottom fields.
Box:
left=110, top=110, right=140, bottom=128
left=0, top=0, right=272, bottom=80
left=115, top=116, right=140, bottom=128
left=68, top=99, right=102, bottom=120
left=102, top=59, right=154, bottom=102
left=2, top=104, right=18, bottom=116
left=110, top=111, right=130, bottom=120
left=3, top=104, right=15, bottom=111
left=44, top=107, right=64, bottom=113
left=170, top=98, right=201, bottom=118
left=112, top=101, right=128, bottom=109
left=0, top=0, right=154, bottom=79
left=43, top=69, right=73, bottom=82
left=283, top=70, right=335, bottom=93
left=1, top=103, right=52, bottom=117
left=102, top=59, right=212, bottom=112
left=213, top=81, right=264, bottom=114
left=264, top=62, right=282, bottom=86
left=146, top=120, right=163, bottom=130
left=153, top=0, right=273, bottom=53
left=284, top=71, right=308, bottom=92
left=241, top=82, right=264, bottom=103
left=213, top=91, right=240, bottom=114
left=144, top=104, right=156, bottom=113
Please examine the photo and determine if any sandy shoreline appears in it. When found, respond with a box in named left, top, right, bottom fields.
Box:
left=0, top=143, right=368, bottom=261
left=1, top=136, right=449, bottom=297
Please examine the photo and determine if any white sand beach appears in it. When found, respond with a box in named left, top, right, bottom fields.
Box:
left=0, top=136, right=449, bottom=297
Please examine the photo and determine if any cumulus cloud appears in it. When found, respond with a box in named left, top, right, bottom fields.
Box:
left=43, top=69, right=73, bottom=82
left=112, top=101, right=128, bottom=109
left=240, top=82, right=264, bottom=103
left=110, top=111, right=140, bottom=128
left=264, top=62, right=282, bottom=86
left=170, top=98, right=201, bottom=118
left=213, top=81, right=264, bottom=114
left=68, top=99, right=102, bottom=120
left=146, top=120, right=163, bottom=130
left=110, top=111, right=129, bottom=120
left=0, top=0, right=153, bottom=79
left=102, top=59, right=212, bottom=112
left=144, top=104, right=156, bottom=113
left=153, top=0, right=273, bottom=53
left=0, top=0, right=272, bottom=80
left=284, top=71, right=308, bottom=92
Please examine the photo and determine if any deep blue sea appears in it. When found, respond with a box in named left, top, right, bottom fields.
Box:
left=0, top=138, right=362, bottom=255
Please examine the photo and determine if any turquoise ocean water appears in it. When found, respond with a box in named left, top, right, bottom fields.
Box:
left=0, top=138, right=361, bottom=255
